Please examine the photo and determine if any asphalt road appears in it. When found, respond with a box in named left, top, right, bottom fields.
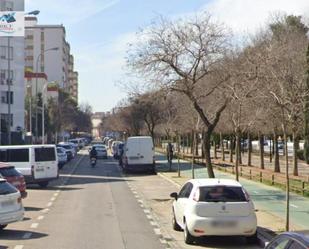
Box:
left=0, top=151, right=165, bottom=249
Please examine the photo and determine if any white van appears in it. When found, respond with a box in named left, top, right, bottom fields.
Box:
left=122, top=136, right=155, bottom=173
left=0, top=145, right=58, bottom=188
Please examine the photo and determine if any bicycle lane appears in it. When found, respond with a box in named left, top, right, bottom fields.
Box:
left=155, top=154, right=309, bottom=233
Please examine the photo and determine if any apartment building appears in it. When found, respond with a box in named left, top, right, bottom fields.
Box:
left=25, top=17, right=78, bottom=96
left=0, top=0, right=25, bottom=144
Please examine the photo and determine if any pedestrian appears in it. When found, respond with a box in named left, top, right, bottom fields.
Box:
left=166, top=142, right=174, bottom=171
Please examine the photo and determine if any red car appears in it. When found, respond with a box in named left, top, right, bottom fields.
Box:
left=0, top=162, right=27, bottom=198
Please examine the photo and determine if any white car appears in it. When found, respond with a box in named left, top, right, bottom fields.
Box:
left=92, top=144, right=108, bottom=159
left=0, top=179, right=24, bottom=230
left=170, top=179, right=257, bottom=244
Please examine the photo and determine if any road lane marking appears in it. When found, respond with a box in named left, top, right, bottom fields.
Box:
left=143, top=209, right=150, bottom=214
left=146, top=214, right=153, bottom=220
left=160, top=239, right=167, bottom=244
left=54, top=193, right=59, bottom=197
left=30, top=223, right=39, bottom=229
left=42, top=208, right=49, bottom=213
left=50, top=197, right=56, bottom=201
left=154, top=228, right=161, bottom=235
left=290, top=204, right=298, bottom=208
left=47, top=202, right=53, bottom=207
left=14, top=246, right=24, bottom=249
left=37, top=215, right=44, bottom=220
left=22, top=232, right=32, bottom=239
left=150, top=221, right=158, bottom=226
left=253, top=191, right=259, bottom=194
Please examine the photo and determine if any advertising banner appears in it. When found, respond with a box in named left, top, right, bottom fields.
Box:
left=0, top=11, right=24, bottom=37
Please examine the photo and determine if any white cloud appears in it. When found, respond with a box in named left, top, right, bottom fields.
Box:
left=203, top=0, right=309, bottom=34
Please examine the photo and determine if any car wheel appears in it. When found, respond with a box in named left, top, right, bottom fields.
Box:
left=246, top=232, right=258, bottom=244
left=184, top=220, right=195, bottom=245
left=38, top=181, right=49, bottom=188
left=0, top=225, right=7, bottom=230
left=172, top=210, right=182, bottom=231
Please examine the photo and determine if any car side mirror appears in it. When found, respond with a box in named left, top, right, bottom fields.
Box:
left=170, top=192, right=178, bottom=200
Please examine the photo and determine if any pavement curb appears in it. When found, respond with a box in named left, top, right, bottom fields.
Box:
left=157, top=170, right=274, bottom=248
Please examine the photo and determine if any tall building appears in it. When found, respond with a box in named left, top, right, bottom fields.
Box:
left=24, top=17, right=78, bottom=96
left=0, top=0, right=25, bottom=144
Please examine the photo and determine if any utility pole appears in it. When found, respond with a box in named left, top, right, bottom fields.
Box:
left=7, top=36, right=11, bottom=145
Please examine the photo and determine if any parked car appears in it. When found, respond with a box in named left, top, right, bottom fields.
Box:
left=56, top=147, right=67, bottom=169
left=170, top=178, right=257, bottom=245
left=0, top=179, right=24, bottom=230
left=121, top=136, right=155, bottom=173
left=57, top=143, right=75, bottom=160
left=69, top=139, right=83, bottom=150
left=0, top=145, right=58, bottom=188
left=91, top=144, right=108, bottom=159
left=265, top=232, right=309, bottom=249
left=0, top=162, right=27, bottom=199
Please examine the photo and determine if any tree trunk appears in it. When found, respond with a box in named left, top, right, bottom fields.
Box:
left=269, top=137, right=272, bottom=163
left=293, top=131, right=299, bottom=176
left=204, top=131, right=215, bottom=178
left=195, top=132, right=199, bottom=156
left=259, top=132, right=265, bottom=169
left=220, top=132, right=225, bottom=161
left=214, top=140, right=218, bottom=159
left=201, top=131, right=205, bottom=158
left=192, top=131, right=196, bottom=179
left=274, top=130, right=280, bottom=173
left=283, top=128, right=290, bottom=232
left=190, top=130, right=194, bottom=155
left=229, top=135, right=234, bottom=163
left=247, top=132, right=252, bottom=166
left=238, top=135, right=242, bottom=165
left=235, top=131, right=240, bottom=181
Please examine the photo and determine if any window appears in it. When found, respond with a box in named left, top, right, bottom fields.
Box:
left=268, top=236, right=290, bottom=249
left=35, top=148, right=56, bottom=162
left=0, top=181, right=18, bottom=195
left=288, top=241, right=306, bottom=249
left=0, top=46, right=13, bottom=60
left=0, top=114, right=13, bottom=127
left=178, top=183, right=193, bottom=198
left=199, top=186, right=247, bottom=202
left=0, top=149, right=29, bottom=162
left=0, top=70, right=14, bottom=84
left=0, top=167, right=22, bottom=177
left=1, top=91, right=14, bottom=104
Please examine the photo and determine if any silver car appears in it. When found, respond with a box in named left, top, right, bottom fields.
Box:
left=92, top=144, right=108, bottom=159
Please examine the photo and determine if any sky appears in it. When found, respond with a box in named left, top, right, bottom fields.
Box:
left=24, top=0, right=309, bottom=112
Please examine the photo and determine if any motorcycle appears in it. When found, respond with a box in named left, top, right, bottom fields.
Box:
left=90, top=157, right=97, bottom=167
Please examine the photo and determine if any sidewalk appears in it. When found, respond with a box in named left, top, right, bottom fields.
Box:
left=155, top=153, right=309, bottom=244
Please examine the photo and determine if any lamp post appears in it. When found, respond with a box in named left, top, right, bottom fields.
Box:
left=26, top=84, right=32, bottom=143
left=34, top=47, right=59, bottom=143
left=41, top=82, right=48, bottom=144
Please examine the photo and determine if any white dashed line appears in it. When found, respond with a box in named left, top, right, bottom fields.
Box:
left=14, top=245, right=24, bottom=249
left=154, top=228, right=161, bottom=235
left=253, top=191, right=259, bottom=194
left=42, top=208, right=49, bottom=213
left=50, top=197, right=56, bottom=201
left=53, top=193, right=59, bottom=197
left=22, top=232, right=32, bottom=239
left=37, top=215, right=45, bottom=220
left=150, top=221, right=158, bottom=226
left=30, top=223, right=39, bottom=229
left=143, top=209, right=150, bottom=214
left=160, top=238, right=167, bottom=244
left=146, top=214, right=153, bottom=220
left=137, top=200, right=143, bottom=203
left=47, top=202, right=53, bottom=207
left=290, top=204, right=298, bottom=208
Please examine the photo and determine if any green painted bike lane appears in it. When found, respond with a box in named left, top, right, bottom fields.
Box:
left=156, top=154, right=309, bottom=231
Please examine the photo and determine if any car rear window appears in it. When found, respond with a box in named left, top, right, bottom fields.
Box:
left=0, top=181, right=18, bottom=195
left=35, top=148, right=56, bottom=162
left=0, top=167, right=21, bottom=177
left=199, top=186, right=247, bottom=202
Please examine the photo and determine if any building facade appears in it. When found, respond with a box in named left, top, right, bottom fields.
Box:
left=0, top=0, right=25, bottom=144
left=25, top=17, right=78, bottom=98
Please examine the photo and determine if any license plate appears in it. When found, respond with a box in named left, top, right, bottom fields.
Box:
left=211, top=220, right=236, bottom=227
left=1, top=200, right=14, bottom=207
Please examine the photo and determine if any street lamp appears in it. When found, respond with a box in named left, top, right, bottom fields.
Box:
left=34, top=47, right=59, bottom=143
left=26, top=84, right=32, bottom=142
left=41, top=82, right=48, bottom=144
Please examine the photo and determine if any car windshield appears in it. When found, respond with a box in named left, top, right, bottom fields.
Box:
left=0, top=181, right=18, bottom=195
left=0, top=167, right=21, bottom=177
left=198, top=186, right=247, bottom=202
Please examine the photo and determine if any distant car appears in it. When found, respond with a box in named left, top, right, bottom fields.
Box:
left=265, top=232, right=309, bottom=249
left=57, top=143, right=75, bottom=160
left=91, top=140, right=104, bottom=145
left=69, top=139, right=83, bottom=150
left=56, top=147, right=67, bottom=169
left=170, top=178, right=257, bottom=245
left=0, top=179, right=24, bottom=230
left=92, top=144, right=108, bottom=159
left=0, top=163, right=27, bottom=199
